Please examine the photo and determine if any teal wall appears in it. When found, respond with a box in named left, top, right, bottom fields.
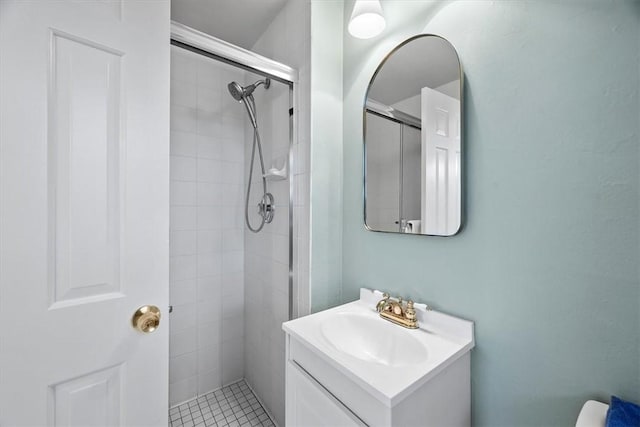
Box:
left=310, top=1, right=344, bottom=312
left=340, top=0, right=640, bottom=425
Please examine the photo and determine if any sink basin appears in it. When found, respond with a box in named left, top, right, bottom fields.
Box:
left=283, top=288, right=474, bottom=405
left=320, top=312, right=428, bottom=366
left=283, top=288, right=475, bottom=426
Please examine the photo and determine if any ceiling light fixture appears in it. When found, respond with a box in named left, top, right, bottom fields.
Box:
left=348, top=0, right=386, bottom=39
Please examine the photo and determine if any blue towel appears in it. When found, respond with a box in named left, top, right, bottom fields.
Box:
left=606, top=396, right=640, bottom=427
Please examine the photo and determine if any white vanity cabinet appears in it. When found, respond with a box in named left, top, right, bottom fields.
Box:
left=283, top=289, right=475, bottom=427
left=286, top=356, right=365, bottom=426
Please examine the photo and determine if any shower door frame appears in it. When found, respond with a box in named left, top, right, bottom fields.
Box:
left=170, top=21, right=298, bottom=320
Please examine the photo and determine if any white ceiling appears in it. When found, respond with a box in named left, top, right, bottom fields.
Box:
left=171, top=0, right=289, bottom=50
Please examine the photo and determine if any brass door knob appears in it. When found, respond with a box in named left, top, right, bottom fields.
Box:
left=132, top=305, right=161, bottom=333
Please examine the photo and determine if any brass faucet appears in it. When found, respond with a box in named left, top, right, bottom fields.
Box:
left=376, top=293, right=418, bottom=329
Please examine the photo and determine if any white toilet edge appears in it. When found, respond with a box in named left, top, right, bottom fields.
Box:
left=575, top=400, right=609, bottom=427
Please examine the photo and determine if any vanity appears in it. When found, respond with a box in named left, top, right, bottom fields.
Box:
left=282, top=289, right=474, bottom=426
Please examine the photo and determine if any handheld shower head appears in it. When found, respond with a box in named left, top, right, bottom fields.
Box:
left=227, top=78, right=271, bottom=101
left=227, top=78, right=271, bottom=128
left=227, top=81, right=245, bottom=101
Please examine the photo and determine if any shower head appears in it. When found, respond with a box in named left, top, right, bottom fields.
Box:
left=227, top=81, right=245, bottom=101
left=227, top=78, right=271, bottom=102
left=228, top=78, right=271, bottom=128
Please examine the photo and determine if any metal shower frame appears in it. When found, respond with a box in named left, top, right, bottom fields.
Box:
left=170, top=21, right=298, bottom=320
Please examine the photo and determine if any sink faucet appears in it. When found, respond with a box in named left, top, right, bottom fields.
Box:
left=376, top=293, right=418, bottom=329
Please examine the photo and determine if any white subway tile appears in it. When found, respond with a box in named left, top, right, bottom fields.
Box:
left=197, top=299, right=221, bottom=324
left=197, top=86, right=222, bottom=113
left=197, top=206, right=223, bottom=230
left=197, top=370, right=222, bottom=396
left=222, top=204, right=244, bottom=229
left=197, top=345, right=221, bottom=375
left=222, top=184, right=243, bottom=207
left=171, top=79, right=197, bottom=108
left=222, top=136, right=245, bottom=162
left=196, top=57, right=222, bottom=90
left=197, top=275, right=222, bottom=302
left=221, top=161, right=244, bottom=185
left=170, top=303, right=197, bottom=334
left=221, top=337, right=244, bottom=385
left=170, top=105, right=197, bottom=133
left=169, top=327, right=197, bottom=357
left=170, top=156, right=197, bottom=182
left=222, top=272, right=244, bottom=297
left=197, top=229, right=222, bottom=254
left=222, top=315, right=244, bottom=342
left=170, top=47, right=197, bottom=83
left=171, top=131, right=198, bottom=157
left=271, top=234, right=289, bottom=266
left=221, top=115, right=244, bottom=140
left=197, top=252, right=222, bottom=277
left=197, top=182, right=223, bottom=206
left=196, top=134, right=223, bottom=160
left=197, top=158, right=223, bottom=183
left=196, top=109, right=220, bottom=137
left=170, top=278, right=196, bottom=307
left=170, top=206, right=196, bottom=231
left=170, top=255, right=196, bottom=282
left=169, top=351, right=197, bottom=384
left=222, top=291, right=243, bottom=318
left=197, top=320, right=221, bottom=349
left=169, top=375, right=197, bottom=407
left=170, top=230, right=197, bottom=257
left=170, top=181, right=196, bottom=206
left=222, top=228, right=243, bottom=252
left=222, top=251, right=244, bottom=275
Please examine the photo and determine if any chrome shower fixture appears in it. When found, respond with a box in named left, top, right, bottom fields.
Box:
left=227, top=77, right=274, bottom=233
left=227, top=79, right=271, bottom=129
left=227, top=78, right=271, bottom=101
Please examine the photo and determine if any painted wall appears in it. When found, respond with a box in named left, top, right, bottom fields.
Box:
left=309, top=0, right=344, bottom=312
left=340, top=0, right=640, bottom=425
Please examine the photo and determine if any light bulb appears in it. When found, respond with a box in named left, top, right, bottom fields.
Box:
left=348, top=0, right=386, bottom=39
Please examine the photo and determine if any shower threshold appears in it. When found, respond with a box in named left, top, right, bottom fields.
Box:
left=169, top=380, right=276, bottom=427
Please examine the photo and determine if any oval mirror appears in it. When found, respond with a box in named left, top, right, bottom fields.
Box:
left=364, top=35, right=462, bottom=236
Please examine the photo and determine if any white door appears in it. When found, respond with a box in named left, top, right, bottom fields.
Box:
left=421, top=87, right=461, bottom=236
left=0, top=1, right=170, bottom=425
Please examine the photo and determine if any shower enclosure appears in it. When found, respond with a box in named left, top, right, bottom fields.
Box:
left=169, top=22, right=296, bottom=426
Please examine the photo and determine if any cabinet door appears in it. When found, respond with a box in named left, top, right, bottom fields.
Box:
left=286, top=361, right=365, bottom=427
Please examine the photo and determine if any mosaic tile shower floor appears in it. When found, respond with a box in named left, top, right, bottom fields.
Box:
left=169, top=380, right=276, bottom=427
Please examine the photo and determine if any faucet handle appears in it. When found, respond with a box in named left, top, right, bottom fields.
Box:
left=376, top=292, right=390, bottom=312
left=392, top=297, right=404, bottom=315
left=405, top=300, right=417, bottom=321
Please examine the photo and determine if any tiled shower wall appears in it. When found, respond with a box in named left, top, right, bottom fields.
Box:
left=169, top=46, right=247, bottom=407
left=245, top=0, right=312, bottom=426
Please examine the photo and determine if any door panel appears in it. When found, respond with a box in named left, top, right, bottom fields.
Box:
left=0, top=1, right=170, bottom=425
left=50, top=30, right=124, bottom=306
left=421, top=87, right=461, bottom=236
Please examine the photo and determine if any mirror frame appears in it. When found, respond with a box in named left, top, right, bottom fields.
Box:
left=363, top=34, right=465, bottom=236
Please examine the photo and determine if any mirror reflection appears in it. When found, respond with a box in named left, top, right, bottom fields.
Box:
left=364, top=35, right=462, bottom=236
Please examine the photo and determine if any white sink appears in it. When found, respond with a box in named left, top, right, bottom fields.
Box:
left=320, top=312, right=428, bottom=367
left=283, top=288, right=475, bottom=407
